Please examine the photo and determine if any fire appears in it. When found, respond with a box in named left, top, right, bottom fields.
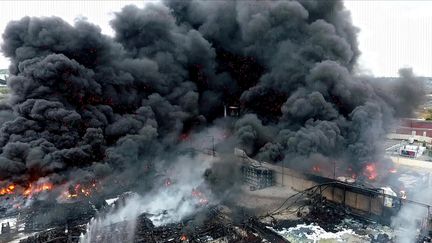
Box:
left=179, top=133, right=189, bottom=141
left=164, top=178, right=172, bottom=187
left=198, top=198, right=209, bottom=205
left=63, top=183, right=98, bottom=199
left=180, top=234, right=188, bottom=241
left=0, top=179, right=100, bottom=201
left=66, top=193, right=78, bottom=199
left=23, top=182, right=53, bottom=197
left=0, top=184, right=16, bottom=196
left=191, top=188, right=209, bottom=206
left=0, top=180, right=54, bottom=198
left=346, top=167, right=357, bottom=179
left=312, top=165, right=321, bottom=173
left=363, top=163, right=378, bottom=180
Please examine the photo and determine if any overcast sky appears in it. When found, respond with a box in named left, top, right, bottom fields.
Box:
left=0, top=1, right=431, bottom=77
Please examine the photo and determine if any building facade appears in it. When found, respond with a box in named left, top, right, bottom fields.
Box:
left=395, top=118, right=432, bottom=138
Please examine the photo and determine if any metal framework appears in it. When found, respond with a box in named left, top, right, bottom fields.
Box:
left=241, top=164, right=274, bottom=190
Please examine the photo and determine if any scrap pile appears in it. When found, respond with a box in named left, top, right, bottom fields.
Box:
left=15, top=204, right=282, bottom=243
left=19, top=226, right=85, bottom=243
left=302, top=196, right=350, bottom=231
left=13, top=200, right=103, bottom=243
left=20, top=200, right=100, bottom=232
left=132, top=206, right=266, bottom=243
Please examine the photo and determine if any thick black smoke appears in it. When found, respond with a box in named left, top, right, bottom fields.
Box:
left=0, top=0, right=425, bottom=190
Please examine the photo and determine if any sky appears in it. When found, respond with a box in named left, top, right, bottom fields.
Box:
left=344, top=1, right=432, bottom=77
left=0, top=1, right=431, bottom=77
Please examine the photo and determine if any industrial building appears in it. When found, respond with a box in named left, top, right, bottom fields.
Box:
left=236, top=148, right=275, bottom=190
left=234, top=148, right=432, bottom=237
left=241, top=164, right=274, bottom=190
left=396, top=118, right=432, bottom=138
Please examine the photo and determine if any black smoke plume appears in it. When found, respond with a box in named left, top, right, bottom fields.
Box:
left=0, top=0, right=425, bottom=192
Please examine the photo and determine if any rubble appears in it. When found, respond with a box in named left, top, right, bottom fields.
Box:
left=11, top=202, right=285, bottom=243
left=3, top=178, right=431, bottom=243
left=127, top=206, right=279, bottom=243
left=0, top=199, right=104, bottom=243
left=0, top=152, right=430, bottom=243
left=263, top=190, right=432, bottom=243
left=23, top=203, right=95, bottom=232
left=19, top=226, right=85, bottom=243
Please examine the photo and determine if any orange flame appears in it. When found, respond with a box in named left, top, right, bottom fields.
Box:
left=191, top=188, right=209, bottom=206
left=0, top=181, right=54, bottom=198
left=0, top=184, right=16, bottom=196
left=63, top=183, right=98, bottom=199
left=363, top=163, right=378, bottom=180
left=23, top=182, right=53, bottom=197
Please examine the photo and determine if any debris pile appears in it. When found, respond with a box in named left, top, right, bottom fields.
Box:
left=4, top=200, right=104, bottom=243
left=19, top=226, right=85, bottom=243
left=266, top=192, right=397, bottom=242
left=13, top=203, right=282, bottom=243
left=20, top=200, right=100, bottom=232
left=131, top=206, right=269, bottom=243
left=303, top=196, right=349, bottom=231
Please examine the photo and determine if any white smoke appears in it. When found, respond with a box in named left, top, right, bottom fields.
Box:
left=79, top=193, right=141, bottom=243
left=80, top=153, right=216, bottom=243
left=391, top=177, right=432, bottom=243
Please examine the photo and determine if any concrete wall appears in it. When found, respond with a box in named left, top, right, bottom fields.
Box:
left=390, top=155, right=432, bottom=170
left=387, top=133, right=432, bottom=143
left=395, top=128, right=432, bottom=138
left=258, top=162, right=317, bottom=190
left=397, top=119, right=432, bottom=138
left=323, top=186, right=385, bottom=216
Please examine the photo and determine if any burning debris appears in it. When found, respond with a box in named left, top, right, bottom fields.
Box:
left=364, top=163, right=379, bottom=181
left=0, top=181, right=53, bottom=198
left=32, top=192, right=279, bottom=243
left=61, top=182, right=99, bottom=200
left=0, top=184, right=15, bottom=196
left=191, top=188, right=209, bottom=206
left=0, top=0, right=428, bottom=242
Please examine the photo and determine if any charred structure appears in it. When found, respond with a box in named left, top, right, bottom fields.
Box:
left=241, top=164, right=274, bottom=190
left=0, top=0, right=428, bottom=242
